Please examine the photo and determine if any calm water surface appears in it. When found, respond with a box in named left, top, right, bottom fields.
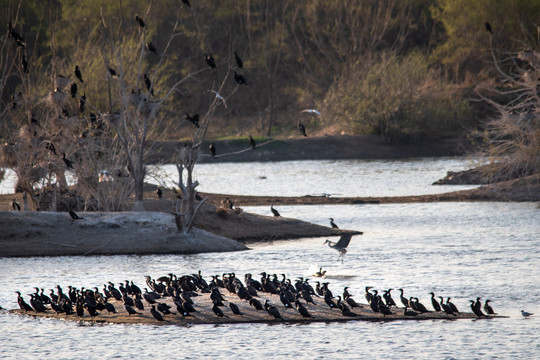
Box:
left=1, top=158, right=539, bottom=359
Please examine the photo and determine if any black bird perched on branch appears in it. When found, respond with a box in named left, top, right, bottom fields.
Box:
left=70, top=83, right=77, bottom=98
left=298, top=122, right=307, bottom=137
left=270, top=205, right=281, bottom=217
left=182, top=0, right=191, bottom=7
left=249, top=136, right=256, bottom=149
left=143, top=74, right=154, bottom=96
left=329, top=218, right=339, bottom=229
left=11, top=199, right=21, bottom=211
left=69, top=209, right=83, bottom=220
left=108, top=67, right=118, bottom=77
left=146, top=42, right=158, bottom=56
left=485, top=22, right=493, bottom=34
left=323, top=234, right=353, bottom=263
left=185, top=113, right=200, bottom=128
left=234, top=72, right=247, bottom=85
left=79, top=93, right=86, bottom=113
left=21, top=54, right=28, bottom=73
left=205, top=54, right=216, bottom=69
left=75, top=65, right=83, bottom=83
left=135, top=15, right=145, bottom=28
left=209, top=142, right=216, bottom=158
left=62, top=153, right=74, bottom=169
left=234, top=51, right=243, bottom=68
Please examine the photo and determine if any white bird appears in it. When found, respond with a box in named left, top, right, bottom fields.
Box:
left=521, top=310, right=534, bottom=318
left=323, top=234, right=353, bottom=263
left=300, top=109, right=320, bottom=116
left=211, top=90, right=227, bottom=108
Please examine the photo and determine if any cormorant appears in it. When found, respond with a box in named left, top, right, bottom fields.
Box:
left=438, top=296, right=456, bottom=316
left=21, top=54, right=28, bottom=73
left=298, top=123, right=307, bottom=137
left=429, top=292, right=441, bottom=312
left=212, top=303, right=228, bottom=318
left=270, top=205, right=281, bottom=217
left=484, top=300, right=495, bottom=315
left=150, top=305, right=167, bottom=321
left=29, top=294, right=46, bottom=312
left=143, top=74, right=154, bottom=96
left=485, top=22, right=493, bottom=34
left=228, top=302, right=242, bottom=315
left=249, top=136, right=256, bottom=149
left=51, top=302, right=65, bottom=314
left=341, top=307, right=359, bottom=317
left=11, top=199, right=21, bottom=211
left=62, top=153, right=74, bottom=169
left=205, top=54, right=216, bottom=68
left=156, top=187, right=162, bottom=199
left=323, top=234, right=353, bottom=263
left=182, top=0, right=191, bottom=7
left=108, top=67, right=118, bottom=77
left=234, top=72, right=247, bottom=85
left=16, top=291, right=34, bottom=312
left=234, top=51, right=243, bottom=68
left=365, top=286, right=373, bottom=304
left=295, top=300, right=311, bottom=318
left=135, top=15, right=145, bottom=28
left=470, top=300, right=485, bottom=317
left=157, top=302, right=174, bottom=315
left=185, top=113, right=200, bottom=128
left=146, top=42, right=158, bottom=56
left=264, top=300, right=283, bottom=320
left=249, top=298, right=263, bottom=310
left=329, top=218, right=338, bottom=229
left=398, top=289, right=409, bottom=307
left=412, top=297, right=428, bottom=313
left=69, top=209, right=83, bottom=220
left=75, top=65, right=83, bottom=83
left=209, top=142, right=216, bottom=158
left=447, top=297, right=459, bottom=313
left=70, top=83, right=77, bottom=98
left=324, top=292, right=338, bottom=309
left=79, top=93, right=86, bottom=113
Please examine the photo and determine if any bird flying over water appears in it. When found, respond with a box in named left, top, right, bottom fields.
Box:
left=324, top=234, right=353, bottom=263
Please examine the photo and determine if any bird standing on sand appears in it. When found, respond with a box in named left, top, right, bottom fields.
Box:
left=323, top=234, right=353, bottom=263
left=329, top=218, right=339, bottom=229
left=521, top=310, right=534, bottom=318
left=270, top=205, right=281, bottom=217
left=156, top=188, right=162, bottom=199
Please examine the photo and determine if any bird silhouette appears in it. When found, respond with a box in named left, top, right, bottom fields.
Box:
left=144, top=74, right=154, bottom=96
left=234, top=51, right=243, bottom=68
left=146, top=42, right=158, bottom=56
left=249, top=136, right=256, bottom=149
left=234, top=72, right=247, bottom=85
left=209, top=142, right=216, bottom=158
left=485, top=22, right=493, bottom=34
left=75, top=65, right=83, bottom=82
left=329, top=218, right=339, bottom=229
left=185, top=113, right=200, bottom=128
left=323, top=234, right=353, bottom=263
left=270, top=205, right=280, bottom=217
left=135, top=15, right=145, bottom=28
left=205, top=54, right=216, bottom=68
left=21, top=54, right=28, bottom=73
left=70, top=83, right=77, bottom=98
left=11, top=199, right=21, bottom=211
left=69, top=209, right=83, bottom=220
left=182, top=0, right=191, bottom=7
left=298, top=123, right=307, bottom=137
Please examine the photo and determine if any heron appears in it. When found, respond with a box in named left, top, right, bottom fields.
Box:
left=300, top=109, right=320, bottom=116
left=323, top=234, right=353, bottom=263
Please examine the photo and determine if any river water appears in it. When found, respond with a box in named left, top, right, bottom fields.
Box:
left=1, top=157, right=539, bottom=359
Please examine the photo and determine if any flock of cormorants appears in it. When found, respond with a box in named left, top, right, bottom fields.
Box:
left=12, top=271, right=501, bottom=323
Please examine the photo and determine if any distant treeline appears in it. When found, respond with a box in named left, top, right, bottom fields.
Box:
left=2, top=0, right=539, bottom=141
